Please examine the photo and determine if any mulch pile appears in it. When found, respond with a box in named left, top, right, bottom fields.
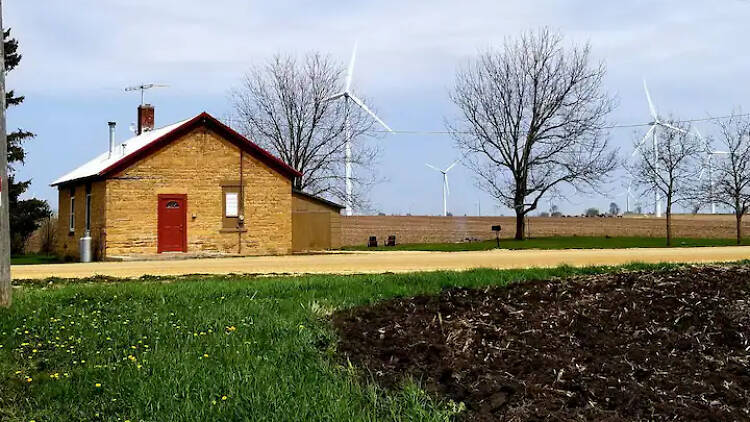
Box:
left=333, top=266, right=750, bottom=421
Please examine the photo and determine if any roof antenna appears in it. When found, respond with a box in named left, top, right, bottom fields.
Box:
left=124, top=83, right=168, bottom=105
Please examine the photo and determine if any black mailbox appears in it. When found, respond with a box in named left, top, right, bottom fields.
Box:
left=492, top=225, right=501, bottom=248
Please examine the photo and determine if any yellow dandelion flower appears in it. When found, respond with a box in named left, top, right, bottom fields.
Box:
left=25, top=377, right=32, bottom=383
left=95, top=383, right=102, bottom=388
left=222, top=395, right=228, bottom=401
left=203, top=353, right=209, bottom=358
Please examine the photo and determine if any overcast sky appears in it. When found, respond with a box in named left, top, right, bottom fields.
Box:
left=5, top=1, right=750, bottom=216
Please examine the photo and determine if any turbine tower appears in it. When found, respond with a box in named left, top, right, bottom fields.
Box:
left=633, top=80, right=687, bottom=217
left=325, top=42, right=393, bottom=216
left=426, top=161, right=458, bottom=216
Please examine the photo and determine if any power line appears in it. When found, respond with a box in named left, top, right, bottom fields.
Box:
left=370, top=112, right=750, bottom=135
left=223, top=112, right=750, bottom=136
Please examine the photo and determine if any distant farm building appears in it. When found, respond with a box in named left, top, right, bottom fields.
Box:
left=51, top=106, right=343, bottom=260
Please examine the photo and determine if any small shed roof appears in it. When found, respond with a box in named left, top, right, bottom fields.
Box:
left=51, top=112, right=302, bottom=186
left=292, top=189, right=345, bottom=210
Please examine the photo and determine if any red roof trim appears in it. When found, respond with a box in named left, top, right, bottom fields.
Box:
left=98, top=112, right=302, bottom=180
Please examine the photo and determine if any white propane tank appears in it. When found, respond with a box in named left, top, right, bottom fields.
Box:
left=79, top=231, right=93, bottom=263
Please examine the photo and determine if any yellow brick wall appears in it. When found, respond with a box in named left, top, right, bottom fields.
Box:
left=55, top=181, right=106, bottom=260
left=104, top=127, right=292, bottom=256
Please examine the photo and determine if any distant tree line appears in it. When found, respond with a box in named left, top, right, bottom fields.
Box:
left=230, top=27, right=750, bottom=246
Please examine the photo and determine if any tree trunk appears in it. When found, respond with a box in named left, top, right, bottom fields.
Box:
left=736, top=212, right=743, bottom=245
left=665, top=202, right=672, bottom=247
left=515, top=210, right=525, bottom=240
left=0, top=2, right=10, bottom=309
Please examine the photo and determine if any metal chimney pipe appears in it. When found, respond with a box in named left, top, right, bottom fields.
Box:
left=108, top=122, right=116, bottom=158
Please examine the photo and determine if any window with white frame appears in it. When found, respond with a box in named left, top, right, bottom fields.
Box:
left=221, top=184, right=242, bottom=229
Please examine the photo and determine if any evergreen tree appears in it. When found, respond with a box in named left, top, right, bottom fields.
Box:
left=4, top=29, right=50, bottom=254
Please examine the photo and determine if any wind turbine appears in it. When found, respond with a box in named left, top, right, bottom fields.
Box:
left=426, top=161, right=458, bottom=216
left=695, top=128, right=730, bottom=214
left=325, top=42, right=393, bottom=216
left=632, top=79, right=687, bottom=217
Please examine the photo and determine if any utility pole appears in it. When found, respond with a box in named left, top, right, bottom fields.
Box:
left=0, top=0, right=11, bottom=308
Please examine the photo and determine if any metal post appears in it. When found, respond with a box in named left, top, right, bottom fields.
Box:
left=0, top=1, right=11, bottom=308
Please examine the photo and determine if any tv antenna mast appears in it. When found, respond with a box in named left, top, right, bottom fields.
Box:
left=124, top=83, right=168, bottom=105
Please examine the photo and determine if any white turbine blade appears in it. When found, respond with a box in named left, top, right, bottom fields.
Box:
left=698, top=168, right=705, bottom=181
left=444, top=174, right=450, bottom=195
left=711, top=150, right=731, bottom=155
left=659, top=122, right=687, bottom=133
left=643, top=79, right=658, bottom=120
left=633, top=125, right=656, bottom=156
left=425, top=163, right=441, bottom=172
left=348, top=94, right=393, bottom=132
left=445, top=160, right=459, bottom=173
left=323, top=92, right=346, bottom=102
left=345, top=41, right=358, bottom=92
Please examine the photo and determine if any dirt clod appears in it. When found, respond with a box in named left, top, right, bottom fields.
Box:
left=333, top=265, right=750, bottom=421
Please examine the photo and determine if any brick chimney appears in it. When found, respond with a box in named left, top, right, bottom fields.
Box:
left=137, top=104, right=155, bottom=135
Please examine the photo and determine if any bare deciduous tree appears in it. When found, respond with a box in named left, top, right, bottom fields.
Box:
left=629, top=121, right=701, bottom=246
left=703, top=113, right=750, bottom=244
left=449, top=28, right=617, bottom=240
left=230, top=53, right=378, bottom=209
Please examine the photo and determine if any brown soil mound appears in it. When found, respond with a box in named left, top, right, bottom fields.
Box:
left=333, top=266, right=750, bottom=421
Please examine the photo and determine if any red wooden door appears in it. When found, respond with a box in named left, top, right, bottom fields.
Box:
left=157, top=194, right=187, bottom=253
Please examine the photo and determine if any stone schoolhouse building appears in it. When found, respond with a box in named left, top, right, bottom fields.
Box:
left=52, top=106, right=342, bottom=260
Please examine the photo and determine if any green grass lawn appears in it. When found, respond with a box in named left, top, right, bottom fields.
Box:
left=10, top=254, right=61, bottom=266
left=342, top=236, right=750, bottom=252
left=0, top=264, right=681, bottom=421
